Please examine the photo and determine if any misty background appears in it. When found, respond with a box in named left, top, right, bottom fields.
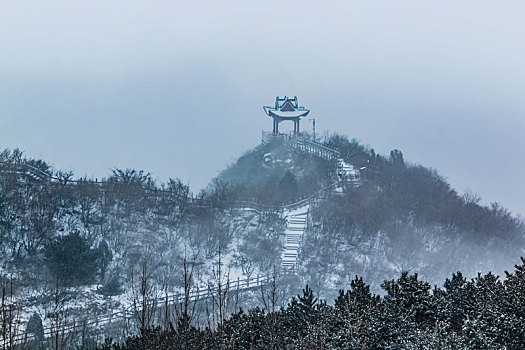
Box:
left=1, top=0, right=524, bottom=215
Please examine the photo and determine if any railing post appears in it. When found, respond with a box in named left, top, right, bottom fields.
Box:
left=257, top=273, right=260, bottom=286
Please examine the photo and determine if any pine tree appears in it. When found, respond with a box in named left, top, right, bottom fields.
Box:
left=44, top=231, right=99, bottom=286
left=369, top=272, right=435, bottom=347
left=333, top=276, right=378, bottom=349
left=435, top=272, right=476, bottom=332
left=281, top=285, right=319, bottom=347
left=462, top=272, right=507, bottom=349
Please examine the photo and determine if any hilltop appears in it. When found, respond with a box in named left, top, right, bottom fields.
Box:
left=0, top=132, right=523, bottom=345
left=211, top=133, right=524, bottom=295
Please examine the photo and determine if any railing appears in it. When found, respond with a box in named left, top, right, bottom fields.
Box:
left=2, top=133, right=353, bottom=203
left=0, top=162, right=336, bottom=213
left=261, top=132, right=363, bottom=187
left=3, top=132, right=362, bottom=346
left=262, top=131, right=340, bottom=162
left=11, top=271, right=292, bottom=345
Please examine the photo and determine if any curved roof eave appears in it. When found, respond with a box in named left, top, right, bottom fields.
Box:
left=268, top=110, right=310, bottom=118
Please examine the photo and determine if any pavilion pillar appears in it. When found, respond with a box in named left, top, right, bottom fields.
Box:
left=292, top=119, right=300, bottom=134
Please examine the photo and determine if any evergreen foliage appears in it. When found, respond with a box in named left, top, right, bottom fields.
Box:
left=25, top=312, right=44, bottom=340
left=304, top=133, right=524, bottom=294
left=1, top=138, right=525, bottom=348
left=213, top=141, right=334, bottom=204
left=44, top=231, right=100, bottom=286
left=98, top=260, right=525, bottom=349
left=277, top=171, right=298, bottom=202
left=97, top=274, right=124, bottom=296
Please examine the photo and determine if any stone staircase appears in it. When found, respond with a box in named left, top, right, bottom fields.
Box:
left=337, top=158, right=361, bottom=187
left=281, top=206, right=309, bottom=271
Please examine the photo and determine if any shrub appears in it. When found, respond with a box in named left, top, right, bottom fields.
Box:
left=44, top=231, right=99, bottom=286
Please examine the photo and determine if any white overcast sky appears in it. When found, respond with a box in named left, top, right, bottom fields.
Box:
left=1, top=1, right=525, bottom=215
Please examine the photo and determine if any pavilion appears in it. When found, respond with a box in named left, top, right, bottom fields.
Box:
left=263, top=96, right=310, bottom=135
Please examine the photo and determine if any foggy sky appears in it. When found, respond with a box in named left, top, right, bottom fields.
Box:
left=1, top=1, right=524, bottom=216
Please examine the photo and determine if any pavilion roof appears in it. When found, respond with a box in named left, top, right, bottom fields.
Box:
left=263, top=96, right=310, bottom=118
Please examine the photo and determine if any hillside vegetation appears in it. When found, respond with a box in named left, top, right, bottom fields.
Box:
left=101, top=260, right=525, bottom=349
left=213, top=139, right=334, bottom=204
left=1, top=133, right=524, bottom=347
left=210, top=134, right=524, bottom=295
left=0, top=148, right=288, bottom=335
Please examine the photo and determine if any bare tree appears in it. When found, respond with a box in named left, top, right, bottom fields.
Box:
left=232, top=249, right=256, bottom=280
left=175, top=256, right=196, bottom=328
left=173, top=255, right=199, bottom=349
left=46, top=278, right=68, bottom=350
left=260, top=266, right=283, bottom=349
left=0, top=277, right=21, bottom=350
left=130, top=261, right=157, bottom=335
left=206, top=248, right=233, bottom=348
left=260, top=266, right=280, bottom=314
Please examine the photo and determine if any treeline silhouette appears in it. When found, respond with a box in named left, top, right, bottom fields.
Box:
left=322, top=133, right=522, bottom=238
left=99, top=259, right=525, bottom=349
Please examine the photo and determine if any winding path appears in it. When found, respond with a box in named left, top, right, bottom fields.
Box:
left=2, top=133, right=362, bottom=344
